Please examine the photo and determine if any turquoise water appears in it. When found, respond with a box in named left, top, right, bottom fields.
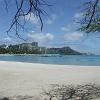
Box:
left=0, top=55, right=100, bottom=66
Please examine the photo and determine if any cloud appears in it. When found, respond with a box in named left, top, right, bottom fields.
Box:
left=61, top=23, right=78, bottom=32
left=61, top=13, right=83, bottom=32
left=64, top=32, right=84, bottom=41
left=46, top=14, right=57, bottom=24
left=74, top=13, right=83, bottom=19
left=25, top=13, right=39, bottom=25
left=4, top=37, right=11, bottom=41
left=28, top=32, right=54, bottom=44
left=25, top=13, right=57, bottom=25
left=61, top=22, right=84, bottom=41
left=61, top=27, right=69, bottom=32
left=25, top=13, right=42, bottom=29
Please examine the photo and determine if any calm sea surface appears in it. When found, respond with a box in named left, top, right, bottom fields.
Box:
left=0, top=55, right=100, bottom=66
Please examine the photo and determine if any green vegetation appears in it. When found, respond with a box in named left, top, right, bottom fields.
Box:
left=0, top=42, right=86, bottom=55
left=79, top=0, right=100, bottom=33
left=0, top=43, right=45, bottom=54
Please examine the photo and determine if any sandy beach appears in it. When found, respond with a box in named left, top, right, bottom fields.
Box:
left=0, top=61, right=100, bottom=98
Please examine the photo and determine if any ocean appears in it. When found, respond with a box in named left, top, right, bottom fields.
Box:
left=0, top=55, right=100, bottom=66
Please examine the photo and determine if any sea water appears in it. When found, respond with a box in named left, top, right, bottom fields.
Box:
left=0, top=55, right=100, bottom=66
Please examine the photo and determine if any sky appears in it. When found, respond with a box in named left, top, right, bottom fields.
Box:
left=0, top=0, right=100, bottom=54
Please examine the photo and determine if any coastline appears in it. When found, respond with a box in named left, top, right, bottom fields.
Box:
left=0, top=61, right=100, bottom=97
left=0, top=54, right=61, bottom=56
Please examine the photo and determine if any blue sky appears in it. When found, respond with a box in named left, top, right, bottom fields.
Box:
left=0, top=0, right=100, bottom=54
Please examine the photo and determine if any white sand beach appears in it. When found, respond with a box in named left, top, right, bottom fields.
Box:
left=0, top=61, right=100, bottom=97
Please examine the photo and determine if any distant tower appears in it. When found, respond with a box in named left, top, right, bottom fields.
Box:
left=31, top=42, right=38, bottom=47
left=45, top=48, right=47, bottom=54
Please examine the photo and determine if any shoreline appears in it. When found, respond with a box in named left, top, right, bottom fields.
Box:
left=0, top=60, right=100, bottom=67
left=0, top=53, right=96, bottom=56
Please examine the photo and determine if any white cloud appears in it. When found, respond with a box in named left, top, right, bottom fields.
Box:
left=4, top=37, right=11, bottom=41
left=61, top=27, right=69, bottom=32
left=64, top=32, right=84, bottom=41
left=61, top=22, right=84, bottom=41
left=25, top=13, right=39, bottom=25
left=25, top=13, right=42, bottom=29
left=61, top=24, right=77, bottom=32
left=46, top=14, right=57, bottom=24
left=25, top=13, right=57, bottom=29
left=74, top=13, right=83, bottom=19
left=25, top=13, right=57, bottom=25
left=28, top=32, right=54, bottom=44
